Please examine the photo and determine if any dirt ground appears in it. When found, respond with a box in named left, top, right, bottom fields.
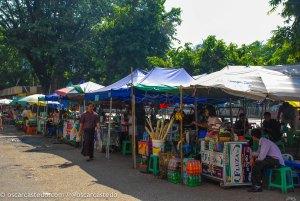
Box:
left=0, top=125, right=299, bottom=201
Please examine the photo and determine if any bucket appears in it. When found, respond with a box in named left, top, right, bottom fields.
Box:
left=152, top=139, right=165, bottom=156
left=198, top=130, right=207, bottom=139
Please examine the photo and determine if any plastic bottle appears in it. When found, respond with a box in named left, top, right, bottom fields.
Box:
left=191, top=160, right=195, bottom=175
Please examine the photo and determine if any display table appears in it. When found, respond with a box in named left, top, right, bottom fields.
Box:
left=200, top=140, right=252, bottom=187
left=63, top=119, right=79, bottom=142
left=100, top=124, right=121, bottom=149
left=37, top=112, right=47, bottom=134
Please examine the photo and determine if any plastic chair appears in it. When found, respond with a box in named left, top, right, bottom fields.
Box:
left=268, top=166, right=294, bottom=193
left=122, top=140, right=132, bottom=155
left=148, top=155, right=159, bottom=176
left=282, top=154, right=294, bottom=161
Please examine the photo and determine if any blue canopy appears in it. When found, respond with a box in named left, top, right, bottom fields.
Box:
left=44, top=93, right=61, bottom=101
left=86, top=69, right=147, bottom=100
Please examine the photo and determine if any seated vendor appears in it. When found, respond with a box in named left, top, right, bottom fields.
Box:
left=233, top=113, right=250, bottom=136
left=262, top=112, right=282, bottom=143
left=248, top=128, right=284, bottom=192
left=193, top=105, right=222, bottom=135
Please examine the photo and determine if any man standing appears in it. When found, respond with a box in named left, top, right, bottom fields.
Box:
left=277, top=102, right=296, bottom=130
left=262, top=112, right=282, bottom=143
left=79, top=102, right=100, bottom=161
left=248, top=129, right=284, bottom=192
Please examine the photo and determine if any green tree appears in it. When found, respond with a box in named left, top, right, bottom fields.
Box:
left=92, top=0, right=181, bottom=84
left=269, top=0, right=300, bottom=61
left=197, top=36, right=228, bottom=74
left=0, top=29, right=32, bottom=89
left=0, top=0, right=113, bottom=92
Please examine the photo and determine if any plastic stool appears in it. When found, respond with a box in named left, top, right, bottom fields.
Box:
left=268, top=166, right=294, bottom=193
left=148, top=155, right=159, bottom=176
left=292, top=172, right=300, bottom=187
left=122, top=140, right=132, bottom=155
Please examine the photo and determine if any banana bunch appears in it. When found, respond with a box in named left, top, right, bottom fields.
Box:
left=175, top=111, right=184, bottom=121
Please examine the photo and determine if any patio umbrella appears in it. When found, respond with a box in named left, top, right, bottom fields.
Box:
left=17, top=94, right=45, bottom=106
left=0, top=99, right=12, bottom=105
left=190, top=66, right=300, bottom=101
left=56, top=81, right=104, bottom=97
left=68, top=81, right=104, bottom=96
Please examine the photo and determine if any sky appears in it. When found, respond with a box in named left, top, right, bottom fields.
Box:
left=165, top=0, right=285, bottom=47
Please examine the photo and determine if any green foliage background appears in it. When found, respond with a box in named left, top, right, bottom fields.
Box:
left=0, top=0, right=299, bottom=92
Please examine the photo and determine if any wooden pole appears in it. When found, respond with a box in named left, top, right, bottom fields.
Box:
left=229, top=98, right=233, bottom=125
left=131, top=68, right=137, bottom=169
left=83, top=99, right=86, bottom=112
left=106, top=96, right=112, bottom=159
left=194, top=87, right=198, bottom=130
left=179, top=86, right=183, bottom=180
left=243, top=98, right=247, bottom=136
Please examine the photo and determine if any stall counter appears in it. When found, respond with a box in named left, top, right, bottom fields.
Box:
left=200, top=140, right=252, bottom=187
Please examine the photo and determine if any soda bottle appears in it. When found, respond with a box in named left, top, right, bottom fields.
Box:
left=196, top=161, right=200, bottom=175
left=192, top=160, right=195, bottom=175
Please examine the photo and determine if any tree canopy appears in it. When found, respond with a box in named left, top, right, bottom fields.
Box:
left=0, top=0, right=299, bottom=91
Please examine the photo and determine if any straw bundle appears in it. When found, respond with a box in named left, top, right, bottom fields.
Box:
left=145, top=118, right=174, bottom=141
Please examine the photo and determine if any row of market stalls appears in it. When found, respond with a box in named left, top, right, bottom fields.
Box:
left=3, top=65, right=300, bottom=189
left=85, top=66, right=300, bottom=188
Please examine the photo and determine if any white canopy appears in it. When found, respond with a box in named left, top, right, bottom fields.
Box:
left=0, top=99, right=12, bottom=105
left=191, top=66, right=300, bottom=101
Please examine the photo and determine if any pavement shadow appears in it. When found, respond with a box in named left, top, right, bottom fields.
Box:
left=2, top=125, right=300, bottom=201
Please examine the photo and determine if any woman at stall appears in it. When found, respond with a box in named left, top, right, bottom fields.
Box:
left=192, top=105, right=222, bottom=137
left=233, top=113, right=251, bottom=136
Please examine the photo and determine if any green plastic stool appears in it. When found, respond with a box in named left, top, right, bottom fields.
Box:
left=122, top=140, right=132, bottom=155
left=268, top=166, right=294, bottom=193
left=148, top=155, right=159, bottom=176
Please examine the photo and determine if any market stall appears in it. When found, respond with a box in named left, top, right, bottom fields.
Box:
left=200, top=140, right=251, bottom=187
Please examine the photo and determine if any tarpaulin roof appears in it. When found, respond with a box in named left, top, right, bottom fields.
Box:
left=86, top=69, right=147, bottom=100
left=135, top=67, right=195, bottom=92
left=189, top=66, right=300, bottom=101
left=266, top=65, right=300, bottom=77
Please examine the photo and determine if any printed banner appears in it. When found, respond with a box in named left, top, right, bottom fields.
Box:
left=229, top=143, right=243, bottom=184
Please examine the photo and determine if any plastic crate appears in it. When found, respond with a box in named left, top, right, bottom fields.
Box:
left=167, top=171, right=181, bottom=184
left=26, top=126, right=37, bottom=135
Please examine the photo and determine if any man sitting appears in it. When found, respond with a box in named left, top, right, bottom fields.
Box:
left=248, top=128, right=284, bottom=192
left=262, top=112, right=282, bottom=143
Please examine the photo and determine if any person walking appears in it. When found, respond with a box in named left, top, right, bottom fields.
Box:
left=79, top=102, right=100, bottom=161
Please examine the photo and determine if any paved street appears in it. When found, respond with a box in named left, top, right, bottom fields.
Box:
left=0, top=126, right=299, bottom=201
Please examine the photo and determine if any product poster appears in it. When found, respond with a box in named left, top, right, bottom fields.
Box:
left=229, top=143, right=243, bottom=184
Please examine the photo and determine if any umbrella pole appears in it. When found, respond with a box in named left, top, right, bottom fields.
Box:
left=106, top=96, right=112, bottom=159
left=229, top=98, right=233, bottom=125
left=180, top=86, right=183, bottom=182
left=243, top=98, right=246, bottom=136
left=37, top=102, right=39, bottom=134
left=83, top=99, right=86, bottom=112
left=194, top=87, right=198, bottom=130
left=131, top=68, right=137, bottom=169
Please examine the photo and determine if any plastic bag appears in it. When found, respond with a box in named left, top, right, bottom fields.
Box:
left=95, top=129, right=102, bottom=151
